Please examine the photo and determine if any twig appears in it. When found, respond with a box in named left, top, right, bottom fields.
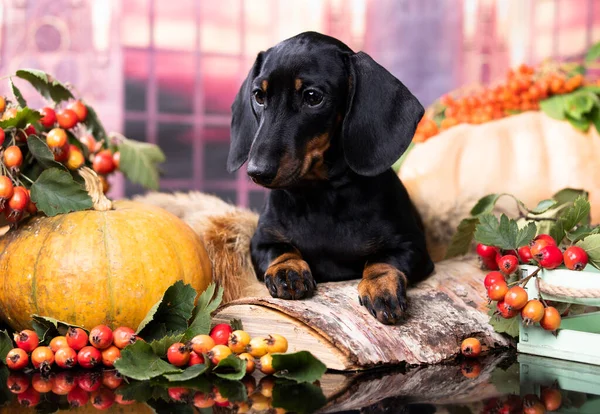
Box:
left=508, top=266, right=542, bottom=287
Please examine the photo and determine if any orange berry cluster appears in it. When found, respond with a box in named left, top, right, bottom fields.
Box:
left=413, top=64, right=587, bottom=143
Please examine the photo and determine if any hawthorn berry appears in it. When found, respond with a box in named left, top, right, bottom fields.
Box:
left=207, top=344, right=232, bottom=365
left=536, top=245, right=563, bottom=269
left=521, top=299, right=545, bottom=325
left=476, top=244, right=498, bottom=259
left=238, top=352, right=255, bottom=374
left=266, top=333, right=288, bottom=353
left=77, top=345, right=101, bottom=368
left=540, top=306, right=561, bottom=331
left=504, top=286, right=528, bottom=311
left=6, top=348, right=29, bottom=370
left=497, top=254, right=519, bottom=275
left=79, top=134, right=97, bottom=153
left=541, top=387, right=562, bottom=411
left=49, top=335, right=69, bottom=353
left=518, top=246, right=533, bottom=263
left=67, top=327, right=88, bottom=350
left=460, top=337, right=482, bottom=358
left=193, top=392, right=215, bottom=408
left=67, top=386, right=90, bottom=407
left=39, top=107, right=57, bottom=128
left=188, top=351, right=204, bottom=366
left=247, top=337, right=269, bottom=358
left=0, top=129, right=4, bottom=146
left=55, top=347, right=78, bottom=369
left=169, top=387, right=192, bottom=402
left=8, top=186, right=29, bottom=212
left=56, top=108, right=78, bottom=129
left=460, top=360, right=482, bottom=379
left=563, top=246, right=588, bottom=271
left=113, top=326, right=137, bottom=349
left=90, top=388, right=116, bottom=410
left=102, top=370, right=123, bottom=390
left=496, top=300, right=518, bottom=318
left=210, top=323, right=233, bottom=346
left=483, top=271, right=505, bottom=289
left=77, top=371, right=102, bottom=392
left=228, top=330, right=251, bottom=354
left=7, top=372, right=30, bottom=394
left=18, top=387, right=41, bottom=407
left=31, top=346, right=55, bottom=370
left=190, top=334, right=215, bottom=354
left=89, top=324, right=114, bottom=349
left=259, top=353, right=276, bottom=375
left=52, top=371, right=77, bottom=395
left=167, top=343, right=191, bottom=367
left=101, top=345, right=121, bottom=367
left=46, top=128, right=68, bottom=148
left=67, top=100, right=88, bottom=122
left=487, top=281, right=509, bottom=301
left=14, top=329, right=39, bottom=352
left=530, top=235, right=556, bottom=256
left=3, top=145, right=23, bottom=170
left=31, top=373, right=54, bottom=394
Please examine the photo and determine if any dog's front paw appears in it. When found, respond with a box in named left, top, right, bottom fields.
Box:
left=358, top=264, right=408, bottom=325
left=264, top=254, right=316, bottom=300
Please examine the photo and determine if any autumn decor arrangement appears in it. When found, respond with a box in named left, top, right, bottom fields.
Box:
left=0, top=282, right=327, bottom=412
left=397, top=42, right=600, bottom=261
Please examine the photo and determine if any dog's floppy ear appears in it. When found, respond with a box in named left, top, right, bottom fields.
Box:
left=227, top=52, right=265, bottom=172
left=342, top=51, right=424, bottom=176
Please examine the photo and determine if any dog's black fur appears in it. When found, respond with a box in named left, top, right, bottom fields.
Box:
left=227, top=32, right=434, bottom=324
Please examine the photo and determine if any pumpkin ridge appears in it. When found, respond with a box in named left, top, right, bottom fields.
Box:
left=102, top=211, right=116, bottom=326
left=0, top=230, right=17, bottom=325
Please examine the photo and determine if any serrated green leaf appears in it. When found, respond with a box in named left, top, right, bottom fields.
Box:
left=136, top=281, right=197, bottom=342
left=183, top=284, right=224, bottom=341
left=487, top=304, right=520, bottom=338
left=474, top=214, right=536, bottom=251
left=30, top=314, right=86, bottom=344
left=585, top=41, right=600, bottom=62
left=9, top=78, right=26, bottom=108
left=150, top=333, right=184, bottom=357
left=272, top=379, right=327, bottom=414
left=540, top=94, right=568, bottom=120
left=567, top=226, right=600, bottom=244
left=564, top=90, right=597, bottom=120
left=27, top=135, right=68, bottom=171
left=272, top=351, right=327, bottom=383
left=114, top=340, right=182, bottom=381
left=15, top=69, right=74, bottom=103
left=118, top=137, right=165, bottom=190
left=565, top=112, right=591, bottom=132
left=114, top=380, right=154, bottom=403
left=163, top=363, right=209, bottom=382
left=470, top=194, right=500, bottom=216
left=212, top=354, right=247, bottom=380
left=550, top=196, right=591, bottom=244
left=576, top=234, right=600, bottom=270
left=445, top=217, right=479, bottom=259
left=553, top=188, right=588, bottom=205
left=83, top=105, right=108, bottom=141
left=212, top=377, right=247, bottom=402
left=30, top=168, right=93, bottom=216
left=0, top=331, right=13, bottom=363
left=0, top=107, right=42, bottom=130
left=528, top=199, right=558, bottom=215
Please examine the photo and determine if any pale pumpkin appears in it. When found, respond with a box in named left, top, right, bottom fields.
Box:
left=399, top=111, right=600, bottom=261
left=0, top=170, right=212, bottom=331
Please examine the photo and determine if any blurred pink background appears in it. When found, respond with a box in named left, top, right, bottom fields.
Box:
left=0, top=0, right=598, bottom=210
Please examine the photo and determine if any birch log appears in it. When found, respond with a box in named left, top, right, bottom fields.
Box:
left=213, top=255, right=513, bottom=371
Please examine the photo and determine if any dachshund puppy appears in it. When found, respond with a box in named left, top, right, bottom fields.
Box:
left=227, top=31, right=434, bottom=324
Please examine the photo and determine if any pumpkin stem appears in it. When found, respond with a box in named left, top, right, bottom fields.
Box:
left=78, top=167, right=113, bottom=211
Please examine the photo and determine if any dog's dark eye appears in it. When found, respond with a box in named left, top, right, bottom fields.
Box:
left=303, top=90, right=323, bottom=107
left=253, top=90, right=265, bottom=106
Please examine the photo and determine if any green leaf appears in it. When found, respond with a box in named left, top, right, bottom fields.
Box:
left=0, top=107, right=42, bottom=130
left=488, top=304, right=520, bottom=338
left=272, top=351, right=327, bottom=383
left=528, top=199, right=558, bottom=215
left=163, top=363, right=209, bottom=382
left=150, top=333, right=184, bottom=358
left=591, top=106, right=600, bottom=135
left=118, top=137, right=166, bottom=190
left=444, top=217, right=479, bottom=259
left=553, top=188, right=588, bottom=205
left=566, top=226, right=600, bottom=244
left=183, top=284, right=224, bottom=341
left=540, top=94, right=568, bottom=120
left=15, top=69, right=74, bottom=103
left=230, top=319, right=243, bottom=331
left=212, top=354, right=247, bottom=381
left=470, top=194, right=501, bottom=216
left=27, top=135, right=68, bottom=171
left=114, top=340, right=182, bottom=381
left=576, top=234, right=600, bottom=270
left=585, top=41, right=600, bottom=62
left=136, top=281, right=197, bottom=342
left=565, top=112, right=591, bottom=132
left=30, top=314, right=86, bottom=344
left=114, top=380, right=155, bottom=403
left=212, top=378, right=247, bottom=402
left=272, top=379, right=327, bottom=414
left=474, top=214, right=536, bottom=251
left=9, top=78, right=26, bottom=108
left=564, top=90, right=597, bottom=120
left=30, top=168, right=93, bottom=217
left=0, top=331, right=13, bottom=363
left=550, top=196, right=591, bottom=244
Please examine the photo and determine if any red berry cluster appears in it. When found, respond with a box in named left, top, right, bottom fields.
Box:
left=0, top=97, right=120, bottom=226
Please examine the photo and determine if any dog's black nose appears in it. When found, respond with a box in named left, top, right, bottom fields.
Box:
left=247, top=160, right=278, bottom=185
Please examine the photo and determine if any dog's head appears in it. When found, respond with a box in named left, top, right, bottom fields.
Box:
left=227, top=31, right=424, bottom=187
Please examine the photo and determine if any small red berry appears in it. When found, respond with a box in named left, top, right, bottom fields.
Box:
left=67, top=100, right=88, bottom=122
left=101, top=345, right=121, bottom=367
left=540, top=306, right=561, bottom=331
left=476, top=244, right=498, bottom=259
left=210, top=323, right=233, bottom=346
left=6, top=348, right=29, bottom=370
left=67, top=386, right=90, bottom=407
left=496, top=300, right=518, bottom=318
left=31, top=346, right=54, bottom=370
left=77, top=345, right=102, bottom=369
left=89, top=324, right=114, bottom=349
left=49, top=335, right=69, bottom=353
left=102, top=370, right=123, bottom=390
left=91, top=387, right=116, bottom=410
left=535, top=245, right=564, bottom=269
left=461, top=338, right=482, bottom=358
left=55, top=347, right=78, bottom=369
left=0, top=128, right=5, bottom=146
left=504, top=286, right=529, bottom=311
left=8, top=186, right=29, bottom=212
left=190, top=334, right=216, bottom=354
left=4, top=146, right=23, bottom=170
left=167, top=343, right=191, bottom=367
left=482, top=255, right=500, bottom=270
left=461, top=360, right=482, bottom=379
left=487, top=281, right=509, bottom=301
left=14, top=329, right=39, bottom=352
left=530, top=236, right=556, bottom=257
left=39, top=107, right=57, bottom=128
left=521, top=299, right=545, bottom=325
left=92, top=150, right=116, bottom=175
left=483, top=271, right=505, bottom=289
left=188, top=351, right=204, bottom=366
left=31, top=373, right=54, bottom=394
left=497, top=254, right=519, bottom=275
left=7, top=372, right=30, bottom=394
left=112, top=326, right=137, bottom=349
left=532, top=234, right=556, bottom=246
left=77, top=371, right=102, bottom=392
left=52, top=371, right=77, bottom=395
left=56, top=108, right=78, bottom=129
left=17, top=387, right=41, bottom=407
left=563, top=246, right=588, bottom=271
left=46, top=128, right=68, bottom=148
left=518, top=246, right=534, bottom=263
left=67, top=327, right=89, bottom=350
left=169, top=387, right=192, bottom=402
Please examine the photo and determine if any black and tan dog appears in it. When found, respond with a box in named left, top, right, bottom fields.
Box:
left=227, top=31, right=434, bottom=325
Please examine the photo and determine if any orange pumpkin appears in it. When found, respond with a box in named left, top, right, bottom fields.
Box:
left=0, top=169, right=212, bottom=331
left=399, top=111, right=600, bottom=260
